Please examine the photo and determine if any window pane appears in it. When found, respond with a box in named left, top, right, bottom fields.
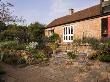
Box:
left=71, top=27, right=73, bottom=34
left=64, top=28, right=65, bottom=34
left=101, top=18, right=108, bottom=38
left=69, top=28, right=70, bottom=34
left=71, top=36, right=73, bottom=40
left=66, top=27, right=67, bottom=34
left=69, top=36, right=71, bottom=40
left=66, top=36, right=68, bottom=40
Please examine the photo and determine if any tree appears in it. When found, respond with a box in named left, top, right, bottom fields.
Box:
left=0, top=0, right=26, bottom=24
left=0, top=1, right=14, bottom=23
left=0, top=21, right=7, bottom=32
left=28, top=22, right=45, bottom=46
left=0, top=24, right=29, bottom=43
left=0, top=0, right=27, bottom=41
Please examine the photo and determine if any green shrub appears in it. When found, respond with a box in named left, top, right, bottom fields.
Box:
left=101, top=38, right=110, bottom=45
left=49, top=33, right=59, bottom=42
left=14, top=44, right=26, bottom=50
left=2, top=50, right=18, bottom=65
left=98, top=54, right=110, bottom=62
left=26, top=47, right=38, bottom=55
left=0, top=41, right=26, bottom=50
left=0, top=49, right=11, bottom=63
left=0, top=49, right=27, bottom=65
left=83, top=37, right=100, bottom=50
left=34, top=51, right=45, bottom=61
left=17, top=57, right=26, bottom=64
left=67, top=52, right=77, bottom=59
left=0, top=41, right=17, bottom=49
left=38, top=46, right=52, bottom=58
left=49, top=43, right=58, bottom=49
left=73, top=37, right=100, bottom=50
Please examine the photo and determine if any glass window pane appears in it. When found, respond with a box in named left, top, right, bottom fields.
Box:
left=64, top=28, right=65, bottom=35
left=66, top=27, right=67, bottom=34
left=71, top=36, right=73, bottom=40
left=71, top=27, right=73, bottom=34
left=64, top=36, right=65, bottom=40
left=66, top=36, right=68, bottom=40
left=69, top=36, right=71, bottom=40
left=69, top=28, right=70, bottom=34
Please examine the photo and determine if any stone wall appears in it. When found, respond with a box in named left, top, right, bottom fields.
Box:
left=57, top=44, right=94, bottom=55
left=73, top=18, right=101, bottom=39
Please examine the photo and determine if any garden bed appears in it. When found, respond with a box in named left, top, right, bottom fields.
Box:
left=0, top=41, right=52, bottom=67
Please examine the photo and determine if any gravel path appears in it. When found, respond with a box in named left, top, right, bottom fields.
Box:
left=0, top=52, right=110, bottom=82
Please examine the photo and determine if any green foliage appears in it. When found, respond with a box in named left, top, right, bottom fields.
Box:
left=87, top=38, right=110, bottom=62
left=0, top=24, right=29, bottom=43
left=0, top=21, right=50, bottom=66
left=67, top=52, right=77, bottom=59
left=15, top=44, right=26, bottom=50
left=34, top=51, right=45, bottom=61
left=0, top=41, right=17, bottom=49
left=0, top=41, right=27, bottom=65
left=49, top=33, right=59, bottom=42
left=17, top=57, right=26, bottom=64
left=73, top=37, right=100, bottom=50
left=0, top=21, right=7, bottom=33
left=48, top=43, right=58, bottom=54
left=98, top=54, right=110, bottom=62
left=28, top=22, right=45, bottom=45
left=0, top=49, right=17, bottom=65
left=0, top=41, right=26, bottom=50
left=83, top=37, right=100, bottom=50
left=101, top=38, right=110, bottom=44
left=40, top=46, right=53, bottom=58
left=27, top=48, right=45, bottom=61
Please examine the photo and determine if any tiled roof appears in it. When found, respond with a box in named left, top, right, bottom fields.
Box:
left=47, top=4, right=101, bottom=28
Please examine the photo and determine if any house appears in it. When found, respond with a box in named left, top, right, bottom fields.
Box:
left=45, top=0, right=110, bottom=44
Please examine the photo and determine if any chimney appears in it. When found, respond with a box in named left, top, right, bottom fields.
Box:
left=69, top=9, right=74, bottom=15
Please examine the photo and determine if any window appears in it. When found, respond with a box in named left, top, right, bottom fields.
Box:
left=48, top=29, right=54, bottom=37
left=101, top=18, right=108, bottom=38
left=63, top=25, right=74, bottom=42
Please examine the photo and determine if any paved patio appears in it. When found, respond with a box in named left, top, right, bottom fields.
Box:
left=0, top=52, right=110, bottom=82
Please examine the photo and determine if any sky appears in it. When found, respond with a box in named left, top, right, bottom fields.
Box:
left=2, top=0, right=100, bottom=25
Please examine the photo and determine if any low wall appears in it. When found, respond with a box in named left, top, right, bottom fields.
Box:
left=58, top=44, right=95, bottom=55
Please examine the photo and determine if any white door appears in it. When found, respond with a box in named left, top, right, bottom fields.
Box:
left=63, top=25, right=74, bottom=43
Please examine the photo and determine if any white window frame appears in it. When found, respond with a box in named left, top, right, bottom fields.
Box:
left=63, top=25, right=74, bottom=43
